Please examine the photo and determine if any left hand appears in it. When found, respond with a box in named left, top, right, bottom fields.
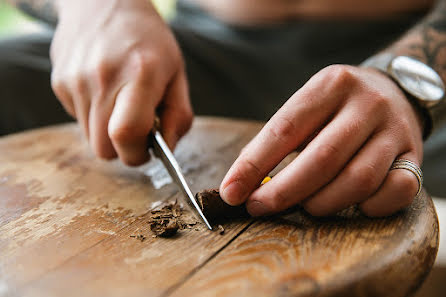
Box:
left=220, top=65, right=424, bottom=217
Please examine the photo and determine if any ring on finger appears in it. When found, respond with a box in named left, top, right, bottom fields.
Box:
left=389, top=159, right=423, bottom=198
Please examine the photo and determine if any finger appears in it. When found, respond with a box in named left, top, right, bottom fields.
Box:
left=88, top=91, right=117, bottom=160
left=58, top=95, right=76, bottom=118
left=70, top=79, right=91, bottom=139
left=108, top=82, right=154, bottom=166
left=245, top=102, right=380, bottom=216
left=51, top=72, right=76, bottom=118
left=158, top=70, right=193, bottom=150
left=220, top=70, right=347, bottom=205
left=84, top=47, right=122, bottom=159
left=60, top=41, right=91, bottom=136
left=302, top=132, right=400, bottom=216
left=359, top=152, right=421, bottom=217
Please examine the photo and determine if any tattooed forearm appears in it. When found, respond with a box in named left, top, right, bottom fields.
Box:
left=383, top=0, right=446, bottom=129
left=6, top=0, right=57, bottom=25
left=388, top=0, right=446, bottom=79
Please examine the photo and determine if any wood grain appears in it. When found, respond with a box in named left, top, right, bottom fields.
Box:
left=0, top=118, right=259, bottom=296
left=0, top=117, right=439, bottom=297
left=173, top=192, right=438, bottom=297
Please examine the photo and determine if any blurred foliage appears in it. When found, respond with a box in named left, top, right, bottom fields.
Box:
left=0, top=1, right=33, bottom=36
left=0, top=0, right=176, bottom=36
left=154, top=0, right=176, bottom=19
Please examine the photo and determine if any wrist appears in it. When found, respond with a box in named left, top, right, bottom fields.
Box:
left=365, top=68, right=427, bottom=139
left=360, top=53, right=445, bottom=140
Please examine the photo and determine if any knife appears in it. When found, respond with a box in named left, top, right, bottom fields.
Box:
left=150, top=121, right=213, bottom=230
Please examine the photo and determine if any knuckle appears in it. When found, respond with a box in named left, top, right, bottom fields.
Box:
left=377, top=139, right=394, bottom=158
left=237, top=157, right=263, bottom=179
left=345, top=164, right=380, bottom=197
left=131, top=51, right=158, bottom=78
left=50, top=70, right=64, bottom=90
left=91, top=61, right=114, bottom=91
left=51, top=78, right=64, bottom=97
left=108, top=122, right=147, bottom=144
left=268, top=190, right=288, bottom=213
left=354, top=166, right=380, bottom=196
left=51, top=76, right=71, bottom=107
left=396, top=118, right=412, bottom=136
left=267, top=116, right=297, bottom=143
left=367, top=94, right=391, bottom=115
left=69, top=74, right=88, bottom=94
left=323, top=64, right=355, bottom=88
left=311, top=143, right=342, bottom=169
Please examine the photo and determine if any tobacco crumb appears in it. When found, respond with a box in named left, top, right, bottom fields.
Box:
left=218, top=224, right=225, bottom=235
left=147, top=200, right=199, bottom=238
left=195, top=189, right=249, bottom=224
left=145, top=190, right=248, bottom=238
left=129, top=234, right=146, bottom=242
left=150, top=219, right=179, bottom=237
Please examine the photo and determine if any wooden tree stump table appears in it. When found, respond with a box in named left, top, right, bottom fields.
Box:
left=0, top=117, right=439, bottom=297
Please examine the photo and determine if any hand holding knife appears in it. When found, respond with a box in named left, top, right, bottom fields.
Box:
left=150, top=118, right=213, bottom=230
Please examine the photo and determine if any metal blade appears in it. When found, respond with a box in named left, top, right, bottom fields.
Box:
left=151, top=130, right=213, bottom=230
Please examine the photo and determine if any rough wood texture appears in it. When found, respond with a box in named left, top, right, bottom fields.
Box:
left=0, top=117, right=439, bottom=297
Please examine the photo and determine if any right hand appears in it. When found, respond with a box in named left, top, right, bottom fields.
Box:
left=51, top=0, right=193, bottom=166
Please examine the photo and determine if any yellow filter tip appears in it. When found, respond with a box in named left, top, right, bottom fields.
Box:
left=261, top=176, right=272, bottom=185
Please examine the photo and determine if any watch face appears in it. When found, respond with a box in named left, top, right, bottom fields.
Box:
left=389, top=56, right=445, bottom=107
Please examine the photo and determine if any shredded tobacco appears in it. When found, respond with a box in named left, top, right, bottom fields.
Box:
left=195, top=189, right=249, bottom=224
left=148, top=200, right=199, bottom=238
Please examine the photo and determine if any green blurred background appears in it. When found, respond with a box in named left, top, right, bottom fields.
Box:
left=0, top=0, right=175, bottom=37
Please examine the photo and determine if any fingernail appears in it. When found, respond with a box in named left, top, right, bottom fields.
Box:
left=247, top=200, right=270, bottom=217
left=221, top=181, right=248, bottom=205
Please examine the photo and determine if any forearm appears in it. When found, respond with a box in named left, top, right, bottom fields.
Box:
left=5, top=0, right=57, bottom=25
left=383, top=0, right=446, bottom=130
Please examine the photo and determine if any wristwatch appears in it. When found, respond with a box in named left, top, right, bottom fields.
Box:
left=361, top=53, right=445, bottom=138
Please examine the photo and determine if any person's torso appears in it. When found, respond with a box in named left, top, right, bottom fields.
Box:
left=189, top=0, right=434, bottom=25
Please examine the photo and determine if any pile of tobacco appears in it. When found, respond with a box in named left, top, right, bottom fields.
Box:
left=148, top=200, right=198, bottom=238
left=135, top=189, right=249, bottom=239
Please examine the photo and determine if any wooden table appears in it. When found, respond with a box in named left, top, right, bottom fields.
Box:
left=0, top=117, right=439, bottom=297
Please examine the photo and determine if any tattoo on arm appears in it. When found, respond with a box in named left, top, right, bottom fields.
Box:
left=387, top=0, right=446, bottom=130
left=389, top=0, right=446, bottom=79
left=6, top=0, right=57, bottom=25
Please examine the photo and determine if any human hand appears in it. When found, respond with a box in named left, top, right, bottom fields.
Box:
left=220, top=65, right=424, bottom=217
left=51, top=0, right=193, bottom=166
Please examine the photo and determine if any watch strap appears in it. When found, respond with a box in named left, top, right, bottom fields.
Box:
left=361, top=53, right=394, bottom=73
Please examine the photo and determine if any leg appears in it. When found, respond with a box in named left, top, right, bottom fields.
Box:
left=171, top=1, right=444, bottom=196
left=170, top=1, right=425, bottom=121
left=0, top=30, right=72, bottom=136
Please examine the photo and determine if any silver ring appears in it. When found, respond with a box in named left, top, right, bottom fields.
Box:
left=390, top=159, right=423, bottom=197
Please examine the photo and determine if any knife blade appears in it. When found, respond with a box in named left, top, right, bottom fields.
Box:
left=151, top=128, right=213, bottom=230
